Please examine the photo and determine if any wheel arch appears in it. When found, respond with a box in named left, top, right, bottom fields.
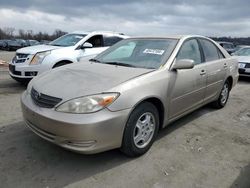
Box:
left=52, top=60, right=73, bottom=68
left=127, top=96, right=165, bottom=130
left=226, top=76, right=233, bottom=91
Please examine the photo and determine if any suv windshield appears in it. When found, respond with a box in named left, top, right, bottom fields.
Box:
left=49, top=34, right=87, bottom=47
left=234, top=48, right=250, bottom=56
left=94, top=38, right=178, bottom=69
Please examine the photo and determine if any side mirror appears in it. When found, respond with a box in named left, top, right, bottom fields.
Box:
left=172, top=59, right=195, bottom=70
left=81, top=42, right=93, bottom=49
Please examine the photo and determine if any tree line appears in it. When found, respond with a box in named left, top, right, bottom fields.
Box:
left=209, top=37, right=250, bottom=46
left=1, top=27, right=250, bottom=45
left=0, top=27, right=67, bottom=41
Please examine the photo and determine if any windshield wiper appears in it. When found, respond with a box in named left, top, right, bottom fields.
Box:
left=89, top=58, right=102, bottom=63
left=104, top=61, right=137, bottom=68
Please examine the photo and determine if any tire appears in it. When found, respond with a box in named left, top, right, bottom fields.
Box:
left=121, top=102, right=159, bottom=157
left=2, top=42, right=7, bottom=48
left=53, top=61, right=69, bottom=68
left=211, top=80, right=230, bottom=109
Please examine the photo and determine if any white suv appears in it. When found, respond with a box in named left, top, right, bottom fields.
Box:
left=9, top=31, right=129, bottom=83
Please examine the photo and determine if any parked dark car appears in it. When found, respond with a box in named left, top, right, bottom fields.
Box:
left=39, top=40, right=51, bottom=45
left=0, top=39, right=8, bottom=50
left=217, top=41, right=236, bottom=54
left=0, top=39, right=28, bottom=51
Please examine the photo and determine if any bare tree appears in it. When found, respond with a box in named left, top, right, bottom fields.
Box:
left=3, top=27, right=15, bottom=37
left=0, top=27, right=67, bottom=41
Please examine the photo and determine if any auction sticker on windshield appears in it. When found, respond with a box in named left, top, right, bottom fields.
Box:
left=143, top=49, right=165, bottom=55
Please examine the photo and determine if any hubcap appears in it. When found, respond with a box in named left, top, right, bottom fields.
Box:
left=220, top=83, right=229, bottom=104
left=133, top=112, right=156, bottom=148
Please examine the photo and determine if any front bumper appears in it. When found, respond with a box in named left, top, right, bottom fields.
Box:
left=21, top=91, right=131, bottom=154
left=9, top=63, right=46, bottom=79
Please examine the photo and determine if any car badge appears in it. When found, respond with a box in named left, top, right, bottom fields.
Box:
left=34, top=91, right=40, bottom=100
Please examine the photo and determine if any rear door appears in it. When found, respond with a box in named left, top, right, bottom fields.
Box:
left=198, top=38, right=227, bottom=102
left=169, top=39, right=207, bottom=119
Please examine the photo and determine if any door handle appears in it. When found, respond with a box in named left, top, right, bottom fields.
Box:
left=200, top=70, right=206, bottom=75
left=223, top=63, right=228, bottom=68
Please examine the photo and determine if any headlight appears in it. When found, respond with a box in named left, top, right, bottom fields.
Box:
left=30, top=51, right=51, bottom=65
left=56, top=93, right=119, bottom=113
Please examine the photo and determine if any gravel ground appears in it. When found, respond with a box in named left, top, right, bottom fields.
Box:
left=0, top=51, right=249, bottom=188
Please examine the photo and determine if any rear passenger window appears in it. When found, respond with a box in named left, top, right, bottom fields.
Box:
left=103, top=36, right=123, bottom=46
left=177, top=39, right=201, bottom=65
left=200, top=39, right=220, bottom=62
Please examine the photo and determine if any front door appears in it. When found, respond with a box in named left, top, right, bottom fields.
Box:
left=169, top=39, right=207, bottom=119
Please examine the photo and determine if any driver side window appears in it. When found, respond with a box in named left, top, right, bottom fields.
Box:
left=86, top=35, right=104, bottom=47
left=176, top=39, right=202, bottom=65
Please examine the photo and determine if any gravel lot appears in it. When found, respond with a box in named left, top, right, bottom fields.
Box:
left=0, top=51, right=249, bottom=188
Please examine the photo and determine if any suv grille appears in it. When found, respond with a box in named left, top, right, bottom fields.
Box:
left=31, top=88, right=62, bottom=108
left=13, top=53, right=29, bottom=63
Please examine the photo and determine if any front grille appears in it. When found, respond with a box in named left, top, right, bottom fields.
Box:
left=25, top=71, right=38, bottom=76
left=239, top=69, right=250, bottom=75
left=239, top=62, right=250, bottom=68
left=13, top=53, right=29, bottom=64
left=246, top=64, right=250, bottom=68
left=16, top=59, right=26, bottom=63
left=31, top=87, right=62, bottom=108
left=16, top=53, right=29, bottom=59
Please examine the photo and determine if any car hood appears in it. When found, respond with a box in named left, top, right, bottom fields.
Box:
left=17, top=44, right=62, bottom=55
left=31, top=61, right=153, bottom=100
left=235, top=56, right=250, bottom=63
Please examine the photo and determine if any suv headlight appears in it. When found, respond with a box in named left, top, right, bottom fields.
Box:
left=30, top=51, right=51, bottom=65
left=56, top=93, right=119, bottom=113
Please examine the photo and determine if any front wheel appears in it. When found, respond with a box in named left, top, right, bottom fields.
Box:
left=121, top=102, right=159, bottom=157
left=211, top=80, right=230, bottom=109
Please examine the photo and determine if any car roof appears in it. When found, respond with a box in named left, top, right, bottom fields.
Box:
left=71, top=30, right=127, bottom=36
left=127, top=35, right=210, bottom=40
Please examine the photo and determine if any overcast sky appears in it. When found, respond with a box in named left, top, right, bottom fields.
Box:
left=0, top=0, right=250, bottom=37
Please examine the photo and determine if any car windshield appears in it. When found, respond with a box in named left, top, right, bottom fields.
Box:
left=49, top=34, right=87, bottom=47
left=93, top=38, right=178, bottom=69
left=234, top=48, right=250, bottom=56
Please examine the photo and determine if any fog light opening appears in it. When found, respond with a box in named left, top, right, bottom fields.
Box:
left=66, top=140, right=96, bottom=147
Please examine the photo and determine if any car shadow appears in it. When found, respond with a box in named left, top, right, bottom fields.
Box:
left=0, top=97, right=237, bottom=188
left=230, top=164, right=250, bottom=188
left=0, top=121, right=131, bottom=188
left=157, top=105, right=214, bottom=141
left=238, top=76, right=250, bottom=83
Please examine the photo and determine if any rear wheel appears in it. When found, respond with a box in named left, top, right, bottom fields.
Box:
left=211, top=80, right=230, bottom=109
left=121, top=102, right=159, bottom=157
